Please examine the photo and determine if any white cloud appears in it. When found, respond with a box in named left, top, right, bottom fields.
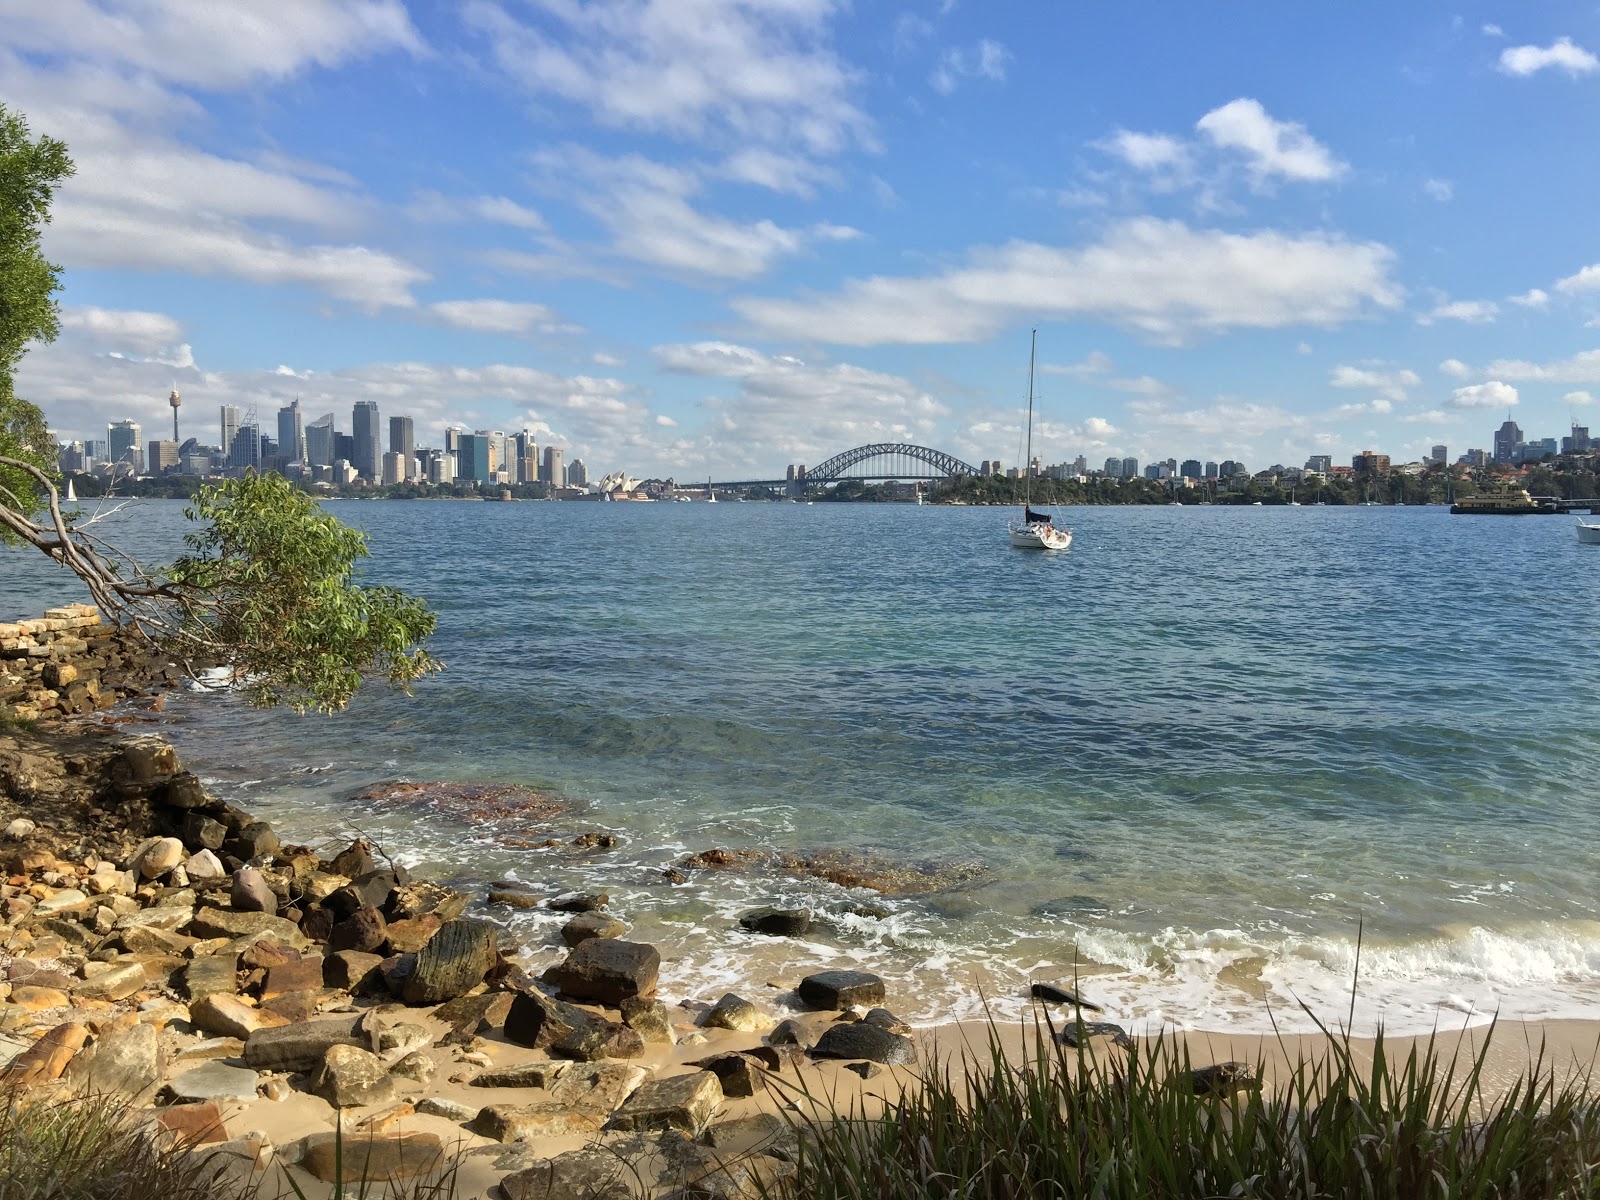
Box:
left=1297, top=342, right=1314, bottom=355
left=655, top=414, right=678, bottom=426
left=462, top=0, right=870, bottom=156
left=1334, top=398, right=1393, bottom=416
left=1556, top=262, right=1600, bottom=293
left=1448, top=381, right=1518, bottom=410
left=1483, top=23, right=1503, bottom=37
left=1124, top=398, right=1303, bottom=444
left=1195, top=98, right=1347, bottom=184
left=1038, top=351, right=1114, bottom=378
left=1482, top=350, right=1600, bottom=383
left=930, top=39, right=1011, bottom=94
left=1439, top=358, right=1472, bottom=380
left=1097, top=130, right=1192, bottom=174
left=1498, top=37, right=1599, bottom=77
left=1509, top=288, right=1550, bottom=308
left=1564, top=390, right=1596, bottom=405
left=58, top=306, right=183, bottom=352
left=427, top=300, right=569, bottom=335
left=537, top=148, right=857, bottom=280
left=1330, top=364, right=1420, bottom=401
left=592, top=352, right=626, bottom=367
left=1417, top=299, right=1498, bottom=325
left=408, top=192, right=547, bottom=231
left=1423, top=178, right=1453, bottom=202
left=734, top=218, right=1401, bottom=346
left=1107, top=375, right=1177, bottom=398
left=1399, top=409, right=1449, bottom=424
left=716, top=148, right=837, bottom=197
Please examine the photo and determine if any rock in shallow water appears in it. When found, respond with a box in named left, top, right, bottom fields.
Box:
left=738, top=906, right=814, bottom=937
left=796, top=970, right=885, bottom=1011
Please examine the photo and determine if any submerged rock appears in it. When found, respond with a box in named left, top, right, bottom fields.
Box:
left=796, top=970, right=885, bottom=1011
left=738, top=907, right=814, bottom=937
left=1030, top=982, right=1102, bottom=1011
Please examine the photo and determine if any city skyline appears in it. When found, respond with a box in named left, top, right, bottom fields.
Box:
left=9, top=5, right=1600, bottom=476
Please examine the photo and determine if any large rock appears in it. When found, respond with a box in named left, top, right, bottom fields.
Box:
left=296, top=1130, right=445, bottom=1184
left=310, top=1044, right=397, bottom=1108
left=549, top=1019, right=646, bottom=1063
left=399, top=918, right=497, bottom=1004
left=701, top=993, right=773, bottom=1034
left=809, top=1021, right=915, bottom=1066
left=499, top=1150, right=633, bottom=1200
left=502, top=990, right=601, bottom=1050
left=73, top=962, right=146, bottom=1001
left=191, top=993, right=288, bottom=1039
left=328, top=906, right=388, bottom=954
left=324, top=950, right=384, bottom=993
left=243, top=1013, right=367, bottom=1072
left=560, top=912, right=627, bottom=946
left=134, top=837, right=185, bottom=879
left=65, top=1022, right=164, bottom=1095
left=543, top=939, right=659, bottom=1007
left=690, top=1052, right=768, bottom=1099
left=470, top=1063, right=647, bottom=1142
left=738, top=907, right=814, bottom=937
left=179, top=954, right=239, bottom=1002
left=434, top=990, right=514, bottom=1045
left=619, top=997, right=675, bottom=1045
left=606, top=1070, right=723, bottom=1133
left=262, top=956, right=324, bottom=1000
left=230, top=867, right=277, bottom=914
left=188, top=908, right=305, bottom=946
left=796, top=970, right=885, bottom=1010
left=0, top=1022, right=87, bottom=1085
left=470, top=1062, right=568, bottom=1089
left=382, top=915, right=441, bottom=954
left=166, top=1060, right=262, bottom=1103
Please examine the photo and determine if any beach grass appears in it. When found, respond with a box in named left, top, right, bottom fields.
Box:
left=777, top=1010, right=1600, bottom=1200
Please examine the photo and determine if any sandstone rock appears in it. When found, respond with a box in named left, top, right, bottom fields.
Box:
left=184, top=849, right=225, bottom=880
left=188, top=908, right=305, bottom=946
left=502, top=990, right=598, bottom=1049
left=34, top=887, right=89, bottom=915
left=470, top=1102, right=607, bottom=1143
left=243, top=1013, right=366, bottom=1072
left=152, top=772, right=209, bottom=810
left=548, top=1061, right=650, bottom=1113
left=166, top=1060, right=262, bottom=1103
left=297, top=1130, right=445, bottom=1184
left=701, top=993, right=773, bottom=1034
left=311, top=1043, right=397, bottom=1108
left=324, top=949, right=384, bottom=993
left=416, top=1096, right=477, bottom=1121
left=549, top=1019, right=646, bottom=1062
left=862, top=1007, right=912, bottom=1035
left=178, top=953, right=239, bottom=1002
left=10, top=985, right=70, bottom=1012
left=796, top=970, right=885, bottom=1010
left=178, top=812, right=228, bottom=853
left=328, top=906, right=387, bottom=954
left=434, top=990, right=513, bottom=1045
left=169, top=1036, right=243, bottom=1065
left=383, top=915, right=441, bottom=954
left=115, top=906, right=191, bottom=933
left=486, top=883, right=542, bottom=909
left=844, top=1061, right=881, bottom=1080
left=470, top=1061, right=568, bottom=1089
left=262, top=956, right=324, bottom=999
left=690, top=1052, right=767, bottom=1099
left=65, top=1021, right=164, bottom=1095
left=399, top=918, right=497, bottom=1005
left=230, top=867, right=277, bottom=914
left=259, top=989, right=323, bottom=1023
left=324, top=840, right=375, bottom=879
left=500, top=1150, right=633, bottom=1200
left=388, top=880, right=467, bottom=923
left=737, top=907, right=814, bottom=937
left=1191, top=1061, right=1258, bottom=1097
left=390, top=1051, right=435, bottom=1084
left=151, top=1101, right=228, bottom=1147
left=376, top=1021, right=431, bottom=1056
left=191, top=993, right=288, bottom=1039
left=810, top=1022, right=915, bottom=1066
left=619, top=996, right=675, bottom=1045
left=260, top=1076, right=292, bottom=1101
left=0, top=1021, right=87, bottom=1085
left=543, top=938, right=659, bottom=1007
left=703, top=1113, right=799, bottom=1161
left=559, top=913, right=627, bottom=947
left=134, top=837, right=185, bottom=879
left=72, top=962, right=146, bottom=1001
left=226, top=821, right=278, bottom=861
left=548, top=892, right=608, bottom=913
left=607, top=1070, right=723, bottom=1133
left=1057, top=1020, right=1132, bottom=1049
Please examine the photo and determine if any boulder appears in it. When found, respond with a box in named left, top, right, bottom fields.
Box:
left=243, top=1013, right=367, bottom=1072
left=606, top=1070, right=723, bottom=1133
left=225, top=821, right=279, bottom=861
left=376, top=1022, right=431, bottom=1057
left=179, top=813, right=228, bottom=853
left=262, top=956, right=324, bottom=1000
left=503, top=990, right=603, bottom=1050
left=310, top=1044, right=397, bottom=1109
left=390, top=1051, right=435, bottom=1084
left=415, top=1096, right=476, bottom=1121
left=4, top=818, right=37, bottom=840
left=543, top=939, right=659, bottom=1007
left=324, top=950, right=384, bottom=993
left=389, top=880, right=467, bottom=923
left=184, top=849, right=226, bottom=880
left=134, top=837, right=185, bottom=879
left=65, top=1021, right=164, bottom=1096
left=178, top=954, right=239, bottom=1002
left=700, top=993, right=773, bottom=1034
left=346, top=868, right=400, bottom=911
left=151, top=1101, right=228, bottom=1147
left=188, top=908, right=305, bottom=946
left=166, top=1060, right=262, bottom=1103
left=73, top=962, right=146, bottom=1001
left=619, top=997, right=675, bottom=1045
left=737, top=907, right=815, bottom=937
left=230, top=867, right=277, bottom=914
left=1057, top=1020, right=1131, bottom=1049
left=486, top=883, right=542, bottom=910
left=1191, top=1061, right=1258, bottom=1097
left=34, top=887, right=89, bottom=915
left=549, top=1019, right=646, bottom=1062
left=862, top=1007, right=912, bottom=1035
left=796, top=970, right=885, bottom=1010
left=469, top=1103, right=606, bottom=1143
left=809, top=1022, right=915, bottom=1066
left=500, top=1150, right=633, bottom=1200
left=434, top=990, right=514, bottom=1045
left=296, top=1130, right=445, bottom=1184
left=0, top=1022, right=88, bottom=1085
left=1030, top=981, right=1102, bottom=1011
left=560, top=912, right=627, bottom=946
left=399, top=918, right=498, bottom=1004
left=328, top=906, right=388, bottom=954
left=689, top=1052, right=767, bottom=1099
left=191, top=993, right=288, bottom=1039
left=470, top=1062, right=568, bottom=1089
left=548, top=892, right=608, bottom=913
left=382, top=915, right=441, bottom=954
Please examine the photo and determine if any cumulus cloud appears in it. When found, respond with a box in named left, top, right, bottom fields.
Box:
left=1334, top=398, right=1393, bottom=416
left=408, top=192, right=547, bottom=231
left=1448, top=381, right=1518, bottom=410
left=1330, top=364, right=1420, bottom=401
left=1417, top=299, right=1498, bottom=325
left=1439, top=358, right=1472, bottom=379
left=1481, top=350, right=1600, bottom=383
left=1038, top=351, right=1114, bottom=378
left=1509, top=288, right=1550, bottom=308
left=930, top=39, right=1011, bottom=94
left=1565, top=390, right=1596, bottom=405
left=1424, top=178, right=1453, bottom=202
left=427, top=299, right=572, bottom=335
left=734, top=218, right=1401, bottom=346
left=1195, top=98, right=1347, bottom=184
left=1556, top=262, right=1600, bottom=293
left=59, top=306, right=183, bottom=352
left=1498, top=37, right=1599, bottom=77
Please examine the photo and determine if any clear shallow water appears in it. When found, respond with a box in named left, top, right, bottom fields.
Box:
left=7, top=498, right=1600, bottom=1034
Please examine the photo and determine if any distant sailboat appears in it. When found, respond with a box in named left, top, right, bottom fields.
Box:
left=64, top=477, right=77, bottom=503
left=1008, top=330, right=1072, bottom=551
left=706, top=477, right=717, bottom=503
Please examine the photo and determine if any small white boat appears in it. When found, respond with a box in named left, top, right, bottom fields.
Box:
left=1007, top=330, right=1072, bottom=552
left=65, top=477, right=77, bottom=502
left=706, top=477, right=717, bottom=503
left=1578, top=519, right=1600, bottom=545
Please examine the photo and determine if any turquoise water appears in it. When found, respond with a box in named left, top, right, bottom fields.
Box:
left=7, top=498, right=1600, bottom=1033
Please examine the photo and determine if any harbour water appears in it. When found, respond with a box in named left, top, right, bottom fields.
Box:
left=7, top=498, right=1600, bottom=1034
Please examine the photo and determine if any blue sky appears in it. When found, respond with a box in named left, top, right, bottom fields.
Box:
left=6, top=1, right=1600, bottom=478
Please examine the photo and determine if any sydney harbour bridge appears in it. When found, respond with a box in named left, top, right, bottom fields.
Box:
left=700, top=443, right=981, bottom=492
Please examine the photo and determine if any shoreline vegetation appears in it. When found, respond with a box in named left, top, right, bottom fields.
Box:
left=4, top=707, right=1600, bottom=1198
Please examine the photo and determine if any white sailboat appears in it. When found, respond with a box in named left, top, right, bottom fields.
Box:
left=706, top=477, right=716, bottom=503
left=1008, top=330, right=1072, bottom=551
left=64, top=477, right=77, bottom=503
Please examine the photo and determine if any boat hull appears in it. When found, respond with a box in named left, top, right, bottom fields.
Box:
left=1449, top=504, right=1558, bottom=515
left=1578, top=522, right=1600, bottom=544
left=1009, top=523, right=1072, bottom=550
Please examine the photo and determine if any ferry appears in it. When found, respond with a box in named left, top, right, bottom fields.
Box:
left=1449, top=484, right=1559, bottom=516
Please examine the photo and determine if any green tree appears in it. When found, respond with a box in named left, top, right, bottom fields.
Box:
left=0, top=103, right=440, bottom=712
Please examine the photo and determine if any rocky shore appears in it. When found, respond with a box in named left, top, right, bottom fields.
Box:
left=0, top=718, right=957, bottom=1199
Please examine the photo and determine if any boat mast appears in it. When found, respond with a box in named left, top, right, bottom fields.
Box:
left=1023, top=328, right=1036, bottom=512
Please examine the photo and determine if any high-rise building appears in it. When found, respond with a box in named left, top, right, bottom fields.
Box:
left=334, top=432, right=355, bottom=464
left=147, top=440, right=179, bottom=475
left=457, top=433, right=491, bottom=483
left=107, top=420, right=142, bottom=473
left=220, top=406, right=239, bottom=459
left=277, top=399, right=305, bottom=464
left=1304, top=455, right=1332, bottom=474
left=389, top=415, right=414, bottom=462
left=1493, top=419, right=1522, bottom=463
left=1180, top=459, right=1202, bottom=478
left=1430, top=444, right=1448, bottom=467
left=515, top=430, right=538, bottom=484
left=352, top=400, right=381, bottom=479
left=1121, top=457, right=1139, bottom=479
left=1462, top=448, right=1489, bottom=467
left=58, top=442, right=85, bottom=473
left=444, top=427, right=463, bottom=455
left=228, top=423, right=260, bottom=471
left=1103, top=457, right=1122, bottom=477
left=1204, top=461, right=1219, bottom=479
left=568, top=458, right=588, bottom=488
left=427, top=450, right=455, bottom=486
left=305, top=413, right=336, bottom=467
left=1562, top=425, right=1592, bottom=455
left=1352, top=450, right=1391, bottom=475
left=542, top=445, right=564, bottom=487
left=85, top=438, right=108, bottom=464
left=382, top=452, right=409, bottom=486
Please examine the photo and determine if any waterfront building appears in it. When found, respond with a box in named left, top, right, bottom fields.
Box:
left=542, top=445, right=564, bottom=486
left=1121, top=457, right=1139, bottom=479
left=1493, top=419, right=1522, bottom=464
left=305, top=414, right=335, bottom=467
left=427, top=449, right=455, bottom=486
left=1204, top=461, right=1219, bottom=479
left=333, top=459, right=358, bottom=485
left=568, top=458, right=588, bottom=488
left=276, top=400, right=305, bottom=464
left=1430, top=444, right=1447, bottom=467
left=382, top=452, right=408, bottom=486
left=515, top=429, right=538, bottom=483
left=228, top=423, right=260, bottom=471
left=107, top=420, right=142, bottom=473
left=146, top=440, right=179, bottom=475
left=1562, top=425, right=1592, bottom=455
left=334, top=432, right=355, bottom=464
left=1461, top=448, right=1489, bottom=468
left=457, top=433, right=491, bottom=483
left=1352, top=450, right=1391, bottom=475
left=181, top=452, right=211, bottom=475
left=1515, top=437, right=1558, bottom=463
left=1103, top=457, right=1122, bottom=477
left=220, top=406, right=239, bottom=461
left=1180, top=459, right=1202, bottom=479
left=1304, top=455, right=1332, bottom=474
left=351, top=401, right=381, bottom=479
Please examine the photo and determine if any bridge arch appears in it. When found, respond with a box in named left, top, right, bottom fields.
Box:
left=806, top=443, right=979, bottom=482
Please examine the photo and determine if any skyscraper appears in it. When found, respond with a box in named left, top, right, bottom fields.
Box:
left=228, top=423, right=260, bottom=470
left=305, top=414, right=335, bottom=467
left=515, top=430, right=538, bottom=484
left=107, top=420, right=142, bottom=473
left=168, top=388, right=181, bottom=442
left=389, top=415, right=414, bottom=460
left=1493, top=419, right=1522, bottom=463
left=147, top=440, right=178, bottom=475
left=541, top=445, right=564, bottom=487
left=457, top=433, right=491, bottom=483
left=219, top=406, right=239, bottom=461
left=1121, top=457, right=1139, bottom=479
left=277, top=399, right=305, bottom=464
left=568, top=458, right=588, bottom=488
left=352, top=400, right=381, bottom=479
left=1430, top=444, right=1448, bottom=467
